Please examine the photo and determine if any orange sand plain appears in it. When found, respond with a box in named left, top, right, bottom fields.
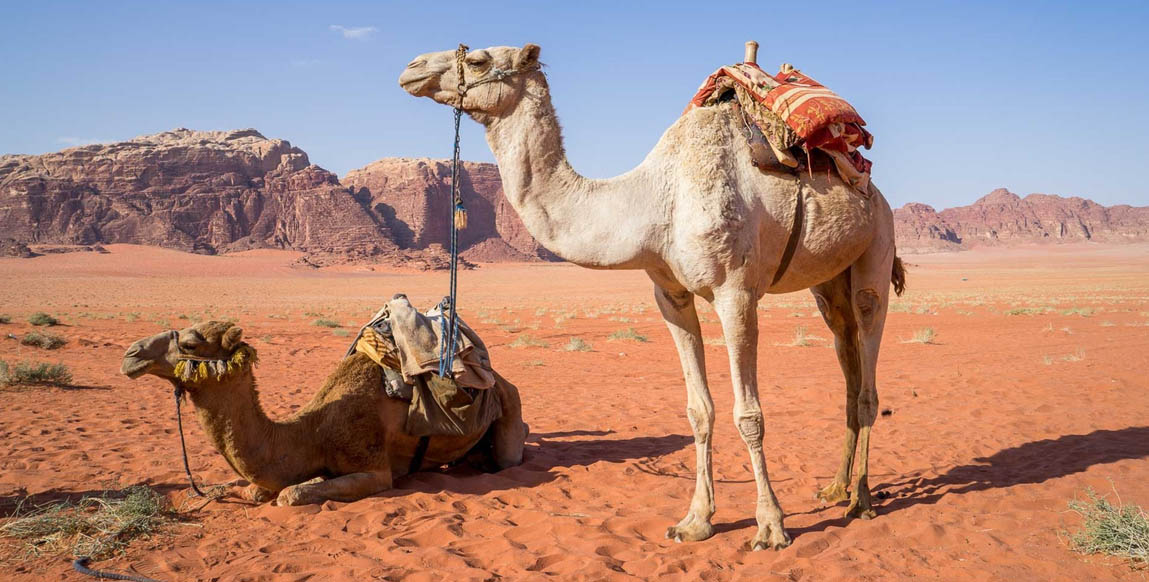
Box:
left=2, top=243, right=1148, bottom=581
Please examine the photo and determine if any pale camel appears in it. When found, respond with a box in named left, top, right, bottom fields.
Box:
left=400, top=44, right=906, bottom=550
left=121, top=321, right=528, bottom=505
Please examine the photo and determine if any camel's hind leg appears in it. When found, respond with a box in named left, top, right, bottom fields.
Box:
left=490, top=371, right=529, bottom=469
left=827, top=239, right=896, bottom=520
left=811, top=269, right=862, bottom=506
left=655, top=285, right=717, bottom=543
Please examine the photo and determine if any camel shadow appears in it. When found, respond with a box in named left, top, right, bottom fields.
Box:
left=775, top=426, right=1149, bottom=539
left=393, top=433, right=693, bottom=496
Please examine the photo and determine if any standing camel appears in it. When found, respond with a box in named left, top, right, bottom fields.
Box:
left=399, top=43, right=905, bottom=550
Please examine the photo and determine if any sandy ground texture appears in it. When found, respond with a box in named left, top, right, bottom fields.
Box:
left=1, top=243, right=1148, bottom=581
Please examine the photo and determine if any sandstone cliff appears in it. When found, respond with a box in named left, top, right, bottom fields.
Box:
left=894, top=188, right=1149, bottom=253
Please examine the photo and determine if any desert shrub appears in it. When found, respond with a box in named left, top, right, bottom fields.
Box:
left=313, top=318, right=340, bottom=328
left=0, top=314, right=11, bottom=324
left=904, top=327, right=936, bottom=344
left=562, top=337, right=592, bottom=352
left=1006, top=307, right=1045, bottom=316
left=608, top=327, right=648, bottom=342
left=1068, top=488, right=1148, bottom=567
left=28, top=312, right=59, bottom=326
left=1061, top=307, right=1096, bottom=317
left=779, top=325, right=823, bottom=347
left=0, top=485, right=172, bottom=558
left=509, top=334, right=549, bottom=348
left=0, top=361, right=73, bottom=386
left=332, top=329, right=350, bottom=337
left=20, top=331, right=67, bottom=350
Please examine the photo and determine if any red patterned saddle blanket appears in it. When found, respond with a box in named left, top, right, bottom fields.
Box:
left=685, top=62, right=873, bottom=190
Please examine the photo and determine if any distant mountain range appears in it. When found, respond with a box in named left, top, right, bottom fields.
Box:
left=2, top=129, right=1145, bottom=263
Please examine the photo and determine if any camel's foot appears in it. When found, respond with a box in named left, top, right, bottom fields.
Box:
left=748, top=521, right=792, bottom=551
left=845, top=484, right=877, bottom=520
left=275, top=477, right=326, bottom=506
left=241, top=484, right=275, bottom=504
left=816, top=480, right=849, bottom=504
left=665, top=514, right=715, bottom=543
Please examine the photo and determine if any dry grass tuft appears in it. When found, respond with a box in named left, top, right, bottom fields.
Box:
left=561, top=337, right=592, bottom=352
left=0, top=485, right=173, bottom=559
left=1068, top=488, right=1148, bottom=568
left=903, top=327, right=937, bottom=344
left=780, top=326, right=824, bottom=347
left=608, top=327, right=649, bottom=343
left=509, top=334, right=549, bottom=349
left=313, top=318, right=340, bottom=328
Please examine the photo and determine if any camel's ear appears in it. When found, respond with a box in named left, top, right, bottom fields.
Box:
left=222, top=326, right=244, bottom=351
left=514, top=43, right=540, bottom=70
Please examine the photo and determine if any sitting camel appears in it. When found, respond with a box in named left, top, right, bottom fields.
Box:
left=120, top=321, right=528, bottom=505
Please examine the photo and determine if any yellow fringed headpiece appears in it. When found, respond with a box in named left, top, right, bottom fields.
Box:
left=174, top=344, right=258, bottom=384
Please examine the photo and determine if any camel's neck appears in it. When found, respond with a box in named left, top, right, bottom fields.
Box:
left=482, top=75, right=659, bottom=269
left=186, top=371, right=316, bottom=489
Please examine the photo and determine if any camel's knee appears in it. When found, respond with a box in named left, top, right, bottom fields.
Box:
left=734, top=410, right=764, bottom=447
left=857, top=388, right=879, bottom=424
left=687, top=406, right=714, bottom=444
left=854, top=289, right=881, bottom=330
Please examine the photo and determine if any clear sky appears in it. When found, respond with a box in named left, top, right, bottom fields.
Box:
left=3, top=1, right=1147, bottom=209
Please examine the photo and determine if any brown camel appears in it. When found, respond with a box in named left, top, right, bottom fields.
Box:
left=400, top=43, right=906, bottom=549
left=120, top=321, right=528, bottom=505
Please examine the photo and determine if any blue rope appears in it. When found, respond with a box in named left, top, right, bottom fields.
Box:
left=439, top=104, right=464, bottom=377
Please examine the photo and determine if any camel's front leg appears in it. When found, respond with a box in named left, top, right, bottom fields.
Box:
left=655, top=285, right=716, bottom=543
left=714, top=288, right=791, bottom=550
left=276, top=470, right=393, bottom=506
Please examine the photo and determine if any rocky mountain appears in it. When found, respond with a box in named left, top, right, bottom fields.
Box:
left=894, top=188, right=1149, bottom=253
left=4, top=130, right=1145, bottom=263
left=0, top=129, right=555, bottom=266
left=343, top=158, right=556, bottom=263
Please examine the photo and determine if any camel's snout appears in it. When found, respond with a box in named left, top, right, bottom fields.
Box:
left=398, top=51, right=451, bottom=97
left=120, top=332, right=170, bottom=379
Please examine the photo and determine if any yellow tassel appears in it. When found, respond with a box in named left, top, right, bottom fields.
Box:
left=454, top=207, right=468, bottom=230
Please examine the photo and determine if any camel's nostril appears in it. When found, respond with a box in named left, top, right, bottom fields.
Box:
left=406, top=59, right=425, bottom=70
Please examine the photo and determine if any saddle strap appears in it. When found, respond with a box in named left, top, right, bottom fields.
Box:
left=771, top=181, right=805, bottom=287
left=409, top=435, right=431, bottom=474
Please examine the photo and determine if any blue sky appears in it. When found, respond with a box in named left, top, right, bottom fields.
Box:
left=2, top=1, right=1147, bottom=209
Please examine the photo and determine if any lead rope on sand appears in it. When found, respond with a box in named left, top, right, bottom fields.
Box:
left=72, top=557, right=163, bottom=582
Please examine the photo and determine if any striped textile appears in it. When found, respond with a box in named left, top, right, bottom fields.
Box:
left=685, top=62, right=874, bottom=186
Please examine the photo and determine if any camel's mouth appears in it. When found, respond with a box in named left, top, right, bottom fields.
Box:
left=120, top=357, right=150, bottom=379
left=398, top=73, right=435, bottom=97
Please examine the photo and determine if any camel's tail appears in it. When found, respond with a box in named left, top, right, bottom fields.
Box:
left=891, top=254, right=907, bottom=297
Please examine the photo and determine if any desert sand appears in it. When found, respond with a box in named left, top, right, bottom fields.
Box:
left=2, top=243, right=1148, bottom=581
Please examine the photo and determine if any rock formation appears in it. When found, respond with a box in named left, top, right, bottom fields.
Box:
left=343, top=158, right=557, bottom=263
left=894, top=188, right=1149, bottom=253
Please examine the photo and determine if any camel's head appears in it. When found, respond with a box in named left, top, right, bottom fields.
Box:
left=399, top=43, right=542, bottom=119
left=121, top=321, right=255, bottom=387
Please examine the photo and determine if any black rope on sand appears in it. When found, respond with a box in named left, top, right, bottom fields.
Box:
left=72, top=557, right=163, bottom=582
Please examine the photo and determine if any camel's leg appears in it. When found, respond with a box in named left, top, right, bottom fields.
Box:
left=844, top=243, right=895, bottom=520
left=655, top=285, right=716, bottom=543
left=713, top=287, right=791, bottom=551
left=491, top=371, right=528, bottom=469
left=276, top=469, right=393, bottom=506
left=811, top=270, right=862, bottom=505
left=240, top=483, right=277, bottom=503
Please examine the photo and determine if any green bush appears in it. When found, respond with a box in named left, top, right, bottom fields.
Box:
left=20, top=331, right=67, bottom=350
left=0, top=360, right=73, bottom=386
left=1069, top=488, right=1148, bottom=567
left=28, top=312, right=59, bottom=326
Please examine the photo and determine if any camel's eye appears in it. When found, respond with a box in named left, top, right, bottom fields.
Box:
left=179, top=332, right=204, bottom=351
left=466, top=52, right=490, bottom=68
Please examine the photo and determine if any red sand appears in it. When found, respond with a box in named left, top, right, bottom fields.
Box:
left=2, top=243, right=1148, bottom=581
